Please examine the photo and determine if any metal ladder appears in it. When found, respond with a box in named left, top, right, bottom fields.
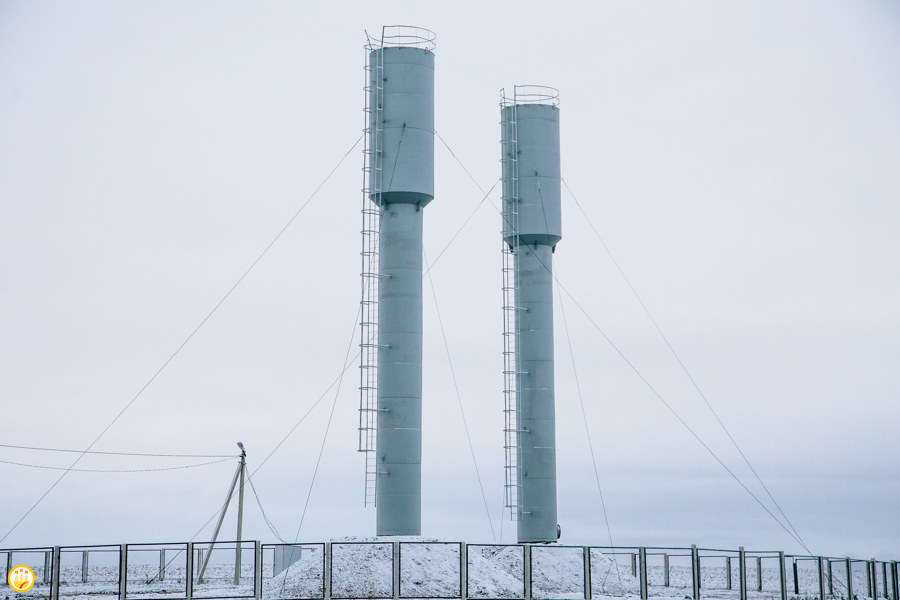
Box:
left=358, top=45, right=384, bottom=508
left=501, top=101, right=522, bottom=520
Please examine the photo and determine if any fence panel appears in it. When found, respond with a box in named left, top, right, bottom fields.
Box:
left=57, top=545, right=119, bottom=599
left=647, top=550, right=690, bottom=599
left=192, top=541, right=256, bottom=599
left=791, top=557, right=824, bottom=600
left=741, top=552, right=782, bottom=599
left=698, top=550, right=739, bottom=593
left=261, top=543, right=324, bottom=600
left=4, top=548, right=53, bottom=600
left=124, top=543, right=192, bottom=599
left=589, top=548, right=638, bottom=599
left=531, top=545, right=583, bottom=600
left=467, top=545, right=524, bottom=599
left=830, top=559, right=850, bottom=599
left=850, top=559, right=875, bottom=600
left=399, top=542, right=460, bottom=599
left=330, top=542, right=392, bottom=599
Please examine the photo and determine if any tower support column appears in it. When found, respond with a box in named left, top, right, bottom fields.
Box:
left=376, top=203, right=424, bottom=535
left=516, top=243, right=558, bottom=543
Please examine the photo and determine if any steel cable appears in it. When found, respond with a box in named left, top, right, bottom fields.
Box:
left=423, top=180, right=497, bottom=276
left=277, top=304, right=361, bottom=595
left=553, top=274, right=810, bottom=552
left=143, top=344, right=361, bottom=585
left=186, top=347, right=361, bottom=545
left=561, top=178, right=810, bottom=553
left=0, top=457, right=235, bottom=473
left=246, top=472, right=287, bottom=544
left=436, top=131, right=809, bottom=553
left=555, top=275, right=622, bottom=587
left=425, top=250, right=497, bottom=542
left=0, top=444, right=235, bottom=458
left=0, top=134, right=362, bottom=545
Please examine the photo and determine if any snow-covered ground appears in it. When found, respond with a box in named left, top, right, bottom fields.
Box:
left=1, top=541, right=887, bottom=600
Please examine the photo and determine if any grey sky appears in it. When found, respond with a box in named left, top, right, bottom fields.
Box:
left=1, top=1, right=898, bottom=558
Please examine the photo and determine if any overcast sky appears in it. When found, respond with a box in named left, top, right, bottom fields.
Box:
left=1, top=1, right=898, bottom=560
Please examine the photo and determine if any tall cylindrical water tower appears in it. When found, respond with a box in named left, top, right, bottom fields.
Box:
left=359, top=26, right=435, bottom=536
left=500, top=86, right=561, bottom=544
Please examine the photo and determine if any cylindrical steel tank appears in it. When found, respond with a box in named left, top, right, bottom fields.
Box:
left=501, top=102, right=561, bottom=247
left=368, top=46, right=434, bottom=207
left=500, top=86, right=561, bottom=544
left=367, top=27, right=435, bottom=536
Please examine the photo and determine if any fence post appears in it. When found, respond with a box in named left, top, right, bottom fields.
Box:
left=739, top=547, right=747, bottom=600
left=324, top=542, right=332, bottom=600
left=891, top=562, right=899, bottom=600
left=186, top=543, right=194, bottom=600
left=883, top=562, right=889, bottom=599
left=632, top=553, right=637, bottom=578
left=664, top=553, right=670, bottom=587
left=583, top=547, right=592, bottom=600
left=869, top=560, right=875, bottom=598
left=254, top=541, right=262, bottom=600
left=691, top=545, right=700, bottom=600
left=393, top=542, right=401, bottom=600
left=639, top=547, right=648, bottom=600
left=44, top=550, right=52, bottom=584
left=757, top=556, right=763, bottom=592
left=119, top=545, right=128, bottom=600
left=83, top=549, right=90, bottom=583
left=50, top=546, right=61, bottom=600
left=778, top=552, right=788, bottom=600
left=698, top=551, right=702, bottom=589
left=460, top=543, right=467, bottom=600
left=5, top=551, right=11, bottom=582
left=829, top=560, right=834, bottom=595
left=846, top=558, right=853, bottom=600
left=524, top=545, right=532, bottom=600
left=794, top=557, right=800, bottom=595
left=727, top=556, right=733, bottom=590
left=818, top=557, right=826, bottom=600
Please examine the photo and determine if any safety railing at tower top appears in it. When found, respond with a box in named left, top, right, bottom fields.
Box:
left=500, top=86, right=560, bottom=108
left=365, top=26, right=436, bottom=51
left=2, top=541, right=899, bottom=600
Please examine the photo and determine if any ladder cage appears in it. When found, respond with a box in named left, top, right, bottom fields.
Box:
left=358, top=39, right=386, bottom=509
left=500, top=89, right=522, bottom=521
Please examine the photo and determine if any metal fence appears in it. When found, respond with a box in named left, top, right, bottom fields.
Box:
left=2, top=541, right=898, bottom=600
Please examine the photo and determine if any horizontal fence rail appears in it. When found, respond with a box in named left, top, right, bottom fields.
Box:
left=2, top=542, right=898, bottom=600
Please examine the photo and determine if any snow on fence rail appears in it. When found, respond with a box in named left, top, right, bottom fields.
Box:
left=2, top=541, right=898, bottom=600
